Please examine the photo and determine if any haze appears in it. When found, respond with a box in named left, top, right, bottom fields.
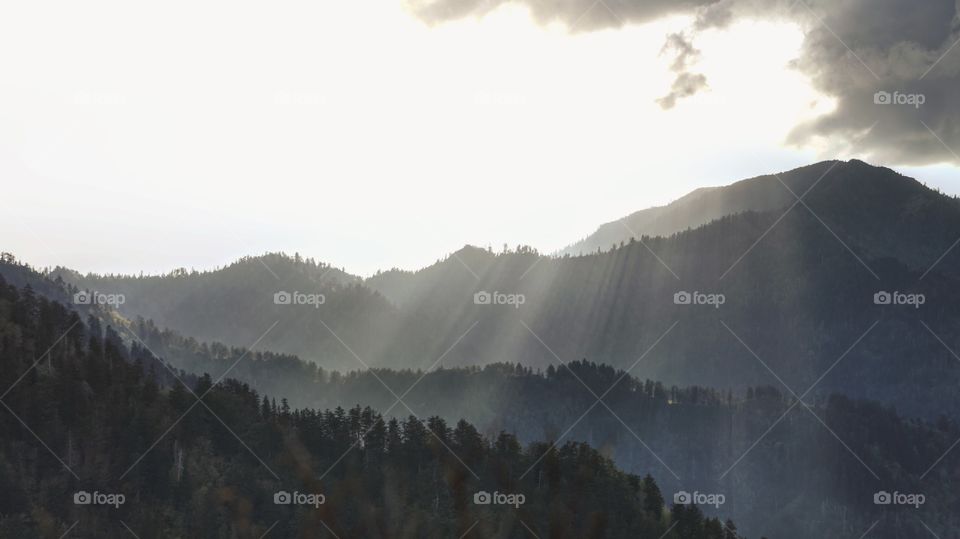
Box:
left=2, top=1, right=957, bottom=276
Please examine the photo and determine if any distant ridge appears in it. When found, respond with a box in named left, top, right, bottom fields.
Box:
left=28, top=160, right=960, bottom=421
left=559, top=160, right=873, bottom=255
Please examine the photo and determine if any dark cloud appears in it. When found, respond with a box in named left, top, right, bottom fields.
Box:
left=784, top=0, right=960, bottom=165
left=408, top=0, right=960, bottom=165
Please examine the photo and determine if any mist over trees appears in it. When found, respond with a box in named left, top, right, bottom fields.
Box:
left=5, top=160, right=960, bottom=538
left=130, top=317, right=960, bottom=538
left=52, top=161, right=960, bottom=421
left=0, top=274, right=750, bottom=538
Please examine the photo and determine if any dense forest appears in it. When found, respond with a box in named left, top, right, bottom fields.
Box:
left=0, top=275, right=752, bottom=538
left=2, top=257, right=955, bottom=537
left=132, top=317, right=960, bottom=538
left=6, top=160, right=960, bottom=537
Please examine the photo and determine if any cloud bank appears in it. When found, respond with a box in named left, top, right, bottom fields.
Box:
left=407, top=0, right=960, bottom=165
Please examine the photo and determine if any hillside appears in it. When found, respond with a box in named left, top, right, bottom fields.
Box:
left=4, top=265, right=959, bottom=537
left=558, top=160, right=960, bottom=260
left=363, top=161, right=960, bottom=417
left=9, top=227, right=960, bottom=538
left=47, top=253, right=434, bottom=372
left=42, top=160, right=960, bottom=423
left=0, top=274, right=751, bottom=538
left=132, top=316, right=960, bottom=538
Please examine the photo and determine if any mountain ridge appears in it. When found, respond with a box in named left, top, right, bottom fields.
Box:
left=557, top=159, right=951, bottom=257
left=29, top=160, right=960, bottom=422
left=3, top=257, right=958, bottom=538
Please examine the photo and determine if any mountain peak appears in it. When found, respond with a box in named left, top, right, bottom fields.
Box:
left=560, top=159, right=919, bottom=256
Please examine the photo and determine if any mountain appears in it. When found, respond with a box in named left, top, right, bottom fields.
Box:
left=44, top=160, right=960, bottom=424
left=0, top=272, right=753, bottom=538
left=557, top=164, right=817, bottom=256
left=364, top=160, right=960, bottom=417
left=48, top=253, right=440, bottom=372
left=558, top=159, right=960, bottom=259
left=3, top=264, right=958, bottom=538
left=130, top=315, right=960, bottom=538
left=5, top=157, right=960, bottom=539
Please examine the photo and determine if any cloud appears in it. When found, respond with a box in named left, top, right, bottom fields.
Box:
left=407, top=0, right=719, bottom=30
left=657, top=72, right=709, bottom=109
left=407, top=0, right=960, bottom=165
left=662, top=32, right=701, bottom=72
left=657, top=32, right=707, bottom=108
left=783, top=0, right=960, bottom=165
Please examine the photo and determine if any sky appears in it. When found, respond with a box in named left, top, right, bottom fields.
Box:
left=2, top=0, right=958, bottom=277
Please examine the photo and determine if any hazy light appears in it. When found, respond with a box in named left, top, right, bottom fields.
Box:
left=0, top=2, right=953, bottom=276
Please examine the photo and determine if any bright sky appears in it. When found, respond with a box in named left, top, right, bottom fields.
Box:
left=1, top=1, right=957, bottom=276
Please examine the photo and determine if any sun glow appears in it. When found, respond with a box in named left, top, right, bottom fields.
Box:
left=2, top=1, right=835, bottom=276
